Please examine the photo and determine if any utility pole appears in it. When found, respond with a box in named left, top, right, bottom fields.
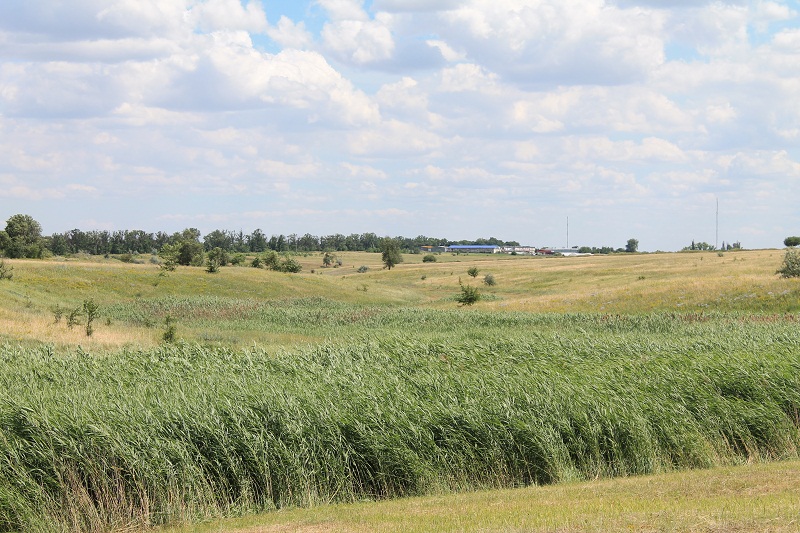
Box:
left=715, top=198, right=719, bottom=250
left=566, top=216, right=569, bottom=248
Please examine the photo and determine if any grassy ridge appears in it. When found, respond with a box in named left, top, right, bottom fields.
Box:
left=2, top=313, right=799, bottom=531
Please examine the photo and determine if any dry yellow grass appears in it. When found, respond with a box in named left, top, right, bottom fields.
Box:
left=347, top=248, right=799, bottom=313
left=0, top=306, right=155, bottom=349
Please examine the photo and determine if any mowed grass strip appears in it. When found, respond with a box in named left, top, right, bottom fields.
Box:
left=163, top=460, right=800, bottom=533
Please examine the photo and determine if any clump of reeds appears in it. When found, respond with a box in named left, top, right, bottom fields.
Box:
left=1, top=313, right=799, bottom=531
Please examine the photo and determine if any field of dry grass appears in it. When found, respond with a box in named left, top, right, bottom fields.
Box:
left=0, top=249, right=797, bottom=350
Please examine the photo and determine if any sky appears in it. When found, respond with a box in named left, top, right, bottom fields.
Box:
left=1, top=0, right=799, bottom=251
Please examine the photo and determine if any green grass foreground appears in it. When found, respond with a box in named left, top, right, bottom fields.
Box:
left=164, top=460, right=800, bottom=533
left=1, top=313, right=800, bottom=531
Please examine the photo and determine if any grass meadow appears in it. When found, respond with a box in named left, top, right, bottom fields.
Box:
left=1, top=249, right=799, bottom=532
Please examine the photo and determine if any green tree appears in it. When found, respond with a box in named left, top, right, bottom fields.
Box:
left=784, top=236, right=800, bottom=247
left=381, top=238, right=403, bottom=270
left=467, top=266, right=480, bottom=278
left=625, top=238, right=639, bottom=253
left=206, top=247, right=228, bottom=273
left=4, top=214, right=44, bottom=258
left=203, top=229, right=232, bottom=251
left=158, top=243, right=179, bottom=271
left=682, top=241, right=715, bottom=251
left=0, top=231, right=10, bottom=256
left=177, top=240, right=204, bottom=266
left=248, top=229, right=268, bottom=252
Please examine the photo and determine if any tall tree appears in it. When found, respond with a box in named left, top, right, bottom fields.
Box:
left=381, top=238, right=403, bottom=270
left=784, top=236, right=800, bottom=248
left=4, top=214, right=44, bottom=258
left=248, top=229, right=268, bottom=252
left=204, top=229, right=232, bottom=252
left=625, top=238, right=639, bottom=253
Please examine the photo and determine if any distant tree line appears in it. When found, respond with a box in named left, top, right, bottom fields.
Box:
left=681, top=240, right=742, bottom=252
left=0, top=214, right=522, bottom=259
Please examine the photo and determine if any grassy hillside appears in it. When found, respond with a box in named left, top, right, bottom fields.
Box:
left=1, top=249, right=797, bottom=349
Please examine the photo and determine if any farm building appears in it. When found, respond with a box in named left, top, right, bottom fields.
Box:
left=445, top=245, right=501, bottom=254
left=538, top=248, right=591, bottom=256
left=419, top=245, right=447, bottom=253
left=501, top=246, right=536, bottom=255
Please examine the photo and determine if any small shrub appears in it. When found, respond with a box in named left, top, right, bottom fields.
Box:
left=483, top=273, right=496, bottom=286
left=357, top=265, right=369, bottom=273
left=456, top=278, right=481, bottom=306
left=421, top=274, right=427, bottom=280
left=52, top=304, right=64, bottom=324
left=66, top=307, right=82, bottom=330
left=230, top=253, right=246, bottom=265
left=0, top=259, right=13, bottom=280
left=83, top=299, right=100, bottom=337
left=422, top=254, right=437, bottom=263
left=162, top=315, right=177, bottom=343
left=277, top=257, right=302, bottom=273
left=160, top=258, right=177, bottom=272
left=261, top=251, right=280, bottom=270
left=777, top=248, right=800, bottom=278
left=467, top=266, right=480, bottom=278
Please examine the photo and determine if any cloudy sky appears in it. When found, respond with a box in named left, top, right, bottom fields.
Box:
left=1, top=0, right=799, bottom=251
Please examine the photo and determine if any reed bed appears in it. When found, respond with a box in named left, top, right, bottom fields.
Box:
left=1, top=312, right=799, bottom=532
